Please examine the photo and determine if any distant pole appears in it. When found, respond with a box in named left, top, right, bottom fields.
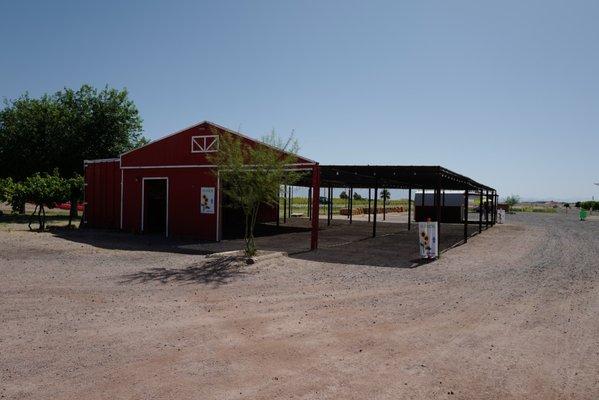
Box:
left=485, top=190, right=489, bottom=229
left=327, top=187, right=332, bottom=226
left=436, top=173, right=442, bottom=252
left=368, top=188, right=372, bottom=223
left=373, top=185, right=379, bottom=237
left=463, top=190, right=469, bottom=242
left=420, top=188, right=425, bottom=222
left=407, top=188, right=412, bottom=231
left=478, top=190, right=483, bottom=233
left=283, top=185, right=287, bottom=224
left=346, top=188, right=350, bottom=219
left=383, top=188, right=387, bottom=221
left=289, top=186, right=293, bottom=219
left=276, top=186, right=280, bottom=227
left=307, top=187, right=312, bottom=218
left=310, top=167, right=320, bottom=250
left=350, top=187, right=354, bottom=224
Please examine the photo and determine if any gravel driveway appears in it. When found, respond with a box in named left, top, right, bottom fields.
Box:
left=1, top=212, right=598, bottom=399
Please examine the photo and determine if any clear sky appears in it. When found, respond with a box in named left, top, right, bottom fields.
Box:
left=1, top=0, right=598, bottom=201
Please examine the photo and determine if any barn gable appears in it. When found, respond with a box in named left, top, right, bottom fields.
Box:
left=120, top=121, right=315, bottom=168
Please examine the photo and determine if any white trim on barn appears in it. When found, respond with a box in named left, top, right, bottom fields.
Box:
left=84, top=158, right=121, bottom=164
left=120, top=163, right=315, bottom=170
left=191, top=135, right=219, bottom=153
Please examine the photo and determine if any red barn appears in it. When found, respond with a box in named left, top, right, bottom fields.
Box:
left=84, top=121, right=317, bottom=241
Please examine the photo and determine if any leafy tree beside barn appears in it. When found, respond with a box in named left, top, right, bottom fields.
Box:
left=0, top=85, right=146, bottom=180
left=209, top=131, right=302, bottom=257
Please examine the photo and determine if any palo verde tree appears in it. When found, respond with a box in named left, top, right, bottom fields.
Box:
left=0, top=85, right=146, bottom=181
left=209, top=130, right=303, bottom=257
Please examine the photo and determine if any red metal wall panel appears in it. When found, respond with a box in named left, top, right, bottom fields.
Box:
left=84, top=160, right=121, bottom=229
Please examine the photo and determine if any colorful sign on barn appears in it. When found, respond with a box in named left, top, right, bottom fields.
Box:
left=200, top=187, right=215, bottom=214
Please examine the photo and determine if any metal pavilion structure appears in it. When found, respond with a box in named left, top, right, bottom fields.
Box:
left=289, top=165, right=498, bottom=252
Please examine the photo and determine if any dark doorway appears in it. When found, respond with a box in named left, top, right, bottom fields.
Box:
left=143, top=178, right=168, bottom=235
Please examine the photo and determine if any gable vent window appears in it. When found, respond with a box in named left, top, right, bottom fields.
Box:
left=191, top=135, right=219, bottom=153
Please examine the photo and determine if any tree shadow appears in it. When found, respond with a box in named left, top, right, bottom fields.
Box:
left=119, top=256, right=250, bottom=287
left=222, top=221, right=311, bottom=240
left=50, top=227, right=213, bottom=255
left=0, top=212, right=72, bottom=225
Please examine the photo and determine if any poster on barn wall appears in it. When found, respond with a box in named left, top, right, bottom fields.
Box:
left=418, top=221, right=438, bottom=259
left=200, top=187, right=215, bottom=214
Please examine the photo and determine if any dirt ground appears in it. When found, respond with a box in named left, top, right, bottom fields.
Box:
left=1, top=212, right=598, bottom=399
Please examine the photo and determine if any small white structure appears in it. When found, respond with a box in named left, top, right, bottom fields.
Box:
left=418, top=221, right=438, bottom=259
left=414, top=193, right=465, bottom=223
left=497, top=209, right=506, bottom=224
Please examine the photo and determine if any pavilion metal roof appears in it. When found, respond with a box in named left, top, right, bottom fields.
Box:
left=298, top=165, right=494, bottom=192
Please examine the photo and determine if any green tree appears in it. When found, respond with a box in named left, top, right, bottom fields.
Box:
left=21, top=172, right=68, bottom=231
left=209, top=131, right=303, bottom=257
left=0, top=177, right=25, bottom=213
left=353, top=191, right=363, bottom=200
left=339, top=190, right=348, bottom=199
left=0, top=177, right=15, bottom=204
left=380, top=189, right=391, bottom=204
left=9, top=182, right=27, bottom=214
left=0, top=85, right=145, bottom=180
left=504, top=194, right=520, bottom=212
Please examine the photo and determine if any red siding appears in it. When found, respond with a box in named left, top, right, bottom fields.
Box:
left=121, top=121, right=314, bottom=168
left=121, top=168, right=219, bottom=240
left=84, top=160, right=121, bottom=229
left=85, top=121, right=315, bottom=240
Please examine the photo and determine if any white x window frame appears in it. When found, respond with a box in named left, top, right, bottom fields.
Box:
left=191, top=135, right=219, bottom=153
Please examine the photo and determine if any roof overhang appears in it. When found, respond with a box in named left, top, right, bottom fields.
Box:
left=297, top=165, right=494, bottom=192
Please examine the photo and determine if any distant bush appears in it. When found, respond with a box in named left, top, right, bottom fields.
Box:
left=580, top=201, right=599, bottom=211
left=504, top=195, right=520, bottom=207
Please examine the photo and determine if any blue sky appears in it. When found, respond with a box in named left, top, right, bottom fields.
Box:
left=1, top=0, right=598, bottom=200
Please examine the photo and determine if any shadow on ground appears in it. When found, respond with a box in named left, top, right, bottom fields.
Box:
left=120, top=256, right=250, bottom=286
left=50, top=218, right=488, bottom=269
left=0, top=212, right=72, bottom=225
left=50, top=227, right=213, bottom=255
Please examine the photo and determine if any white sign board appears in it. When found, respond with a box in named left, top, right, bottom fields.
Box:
left=497, top=209, right=506, bottom=224
left=418, top=221, right=438, bottom=259
left=200, top=187, right=215, bottom=214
